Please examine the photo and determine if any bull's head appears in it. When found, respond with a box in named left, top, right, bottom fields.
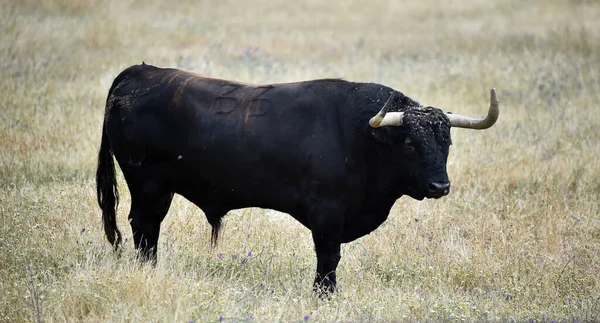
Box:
left=369, top=89, right=499, bottom=200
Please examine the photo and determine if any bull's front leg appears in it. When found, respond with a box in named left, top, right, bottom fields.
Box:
left=312, top=234, right=341, bottom=294
left=309, top=199, right=344, bottom=294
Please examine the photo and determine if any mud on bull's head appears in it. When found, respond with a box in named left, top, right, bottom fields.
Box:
left=369, top=89, right=499, bottom=200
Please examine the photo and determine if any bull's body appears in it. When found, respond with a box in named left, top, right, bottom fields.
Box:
left=97, top=63, right=497, bottom=292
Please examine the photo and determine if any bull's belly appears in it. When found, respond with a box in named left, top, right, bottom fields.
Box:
left=170, top=157, right=307, bottom=220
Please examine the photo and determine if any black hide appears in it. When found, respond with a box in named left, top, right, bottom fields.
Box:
left=96, top=63, right=452, bottom=293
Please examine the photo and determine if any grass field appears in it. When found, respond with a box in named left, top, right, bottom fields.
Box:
left=1, top=0, right=600, bottom=321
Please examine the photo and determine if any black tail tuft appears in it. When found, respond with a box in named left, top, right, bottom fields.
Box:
left=96, top=126, right=122, bottom=250
left=209, top=216, right=222, bottom=248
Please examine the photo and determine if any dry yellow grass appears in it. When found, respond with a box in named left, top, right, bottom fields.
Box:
left=1, top=0, right=599, bottom=321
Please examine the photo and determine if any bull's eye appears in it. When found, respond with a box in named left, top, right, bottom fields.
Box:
left=404, top=137, right=415, bottom=152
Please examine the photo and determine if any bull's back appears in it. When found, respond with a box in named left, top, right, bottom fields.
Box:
left=105, top=64, right=348, bottom=212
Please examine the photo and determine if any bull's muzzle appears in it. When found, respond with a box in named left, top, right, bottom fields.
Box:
left=427, top=181, right=450, bottom=198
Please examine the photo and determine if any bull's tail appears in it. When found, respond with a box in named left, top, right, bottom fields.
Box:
left=96, top=67, right=133, bottom=249
left=96, top=123, right=122, bottom=249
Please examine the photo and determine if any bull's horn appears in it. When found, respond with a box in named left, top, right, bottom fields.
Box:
left=369, top=92, right=404, bottom=128
left=447, top=88, right=499, bottom=129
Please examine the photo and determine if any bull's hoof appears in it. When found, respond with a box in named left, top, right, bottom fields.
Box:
left=313, top=277, right=336, bottom=297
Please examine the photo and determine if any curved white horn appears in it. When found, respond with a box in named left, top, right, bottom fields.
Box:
left=369, top=92, right=404, bottom=128
left=447, top=88, right=499, bottom=129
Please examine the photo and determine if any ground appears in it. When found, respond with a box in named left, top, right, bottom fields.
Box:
left=1, top=0, right=599, bottom=321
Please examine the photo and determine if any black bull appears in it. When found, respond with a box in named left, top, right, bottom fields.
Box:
left=96, top=63, right=499, bottom=292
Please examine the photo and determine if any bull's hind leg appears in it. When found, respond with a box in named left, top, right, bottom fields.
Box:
left=126, top=179, right=174, bottom=263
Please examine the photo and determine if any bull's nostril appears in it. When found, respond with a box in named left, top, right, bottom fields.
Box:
left=428, top=182, right=451, bottom=196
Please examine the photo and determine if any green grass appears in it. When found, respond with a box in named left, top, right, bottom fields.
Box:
left=1, top=0, right=599, bottom=321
